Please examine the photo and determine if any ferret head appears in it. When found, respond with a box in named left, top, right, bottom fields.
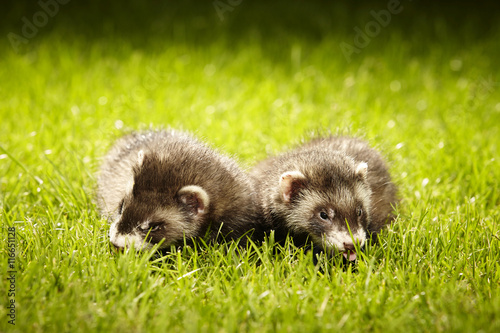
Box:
left=109, top=151, right=210, bottom=250
left=277, top=158, right=371, bottom=261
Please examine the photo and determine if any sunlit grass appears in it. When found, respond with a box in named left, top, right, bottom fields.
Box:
left=1, top=1, right=499, bottom=332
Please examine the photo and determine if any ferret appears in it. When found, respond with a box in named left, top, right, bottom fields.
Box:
left=250, top=136, right=397, bottom=261
left=97, top=129, right=263, bottom=250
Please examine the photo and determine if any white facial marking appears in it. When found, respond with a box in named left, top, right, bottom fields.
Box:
left=109, top=220, right=152, bottom=250
left=139, top=220, right=150, bottom=231
left=328, top=208, right=335, bottom=219
left=322, top=226, right=366, bottom=252
left=109, top=220, right=122, bottom=246
left=125, top=180, right=134, bottom=196
left=137, top=150, right=144, bottom=166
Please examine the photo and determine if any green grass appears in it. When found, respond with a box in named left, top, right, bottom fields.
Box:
left=1, top=1, right=500, bottom=332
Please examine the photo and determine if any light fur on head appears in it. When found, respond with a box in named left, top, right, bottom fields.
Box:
left=355, top=162, right=368, bottom=178
left=137, top=150, right=145, bottom=166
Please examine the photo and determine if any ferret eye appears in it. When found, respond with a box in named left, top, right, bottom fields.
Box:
left=319, top=212, right=329, bottom=220
left=143, top=223, right=162, bottom=233
left=149, top=224, right=161, bottom=232
left=357, top=207, right=363, bottom=217
left=118, top=199, right=125, bottom=214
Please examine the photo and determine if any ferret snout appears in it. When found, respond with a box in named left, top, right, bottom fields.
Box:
left=109, top=220, right=152, bottom=251
left=111, top=243, right=124, bottom=253
left=322, top=226, right=366, bottom=255
left=343, top=242, right=355, bottom=251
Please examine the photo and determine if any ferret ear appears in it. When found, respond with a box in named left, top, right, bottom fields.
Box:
left=177, top=185, right=210, bottom=217
left=137, top=150, right=144, bottom=166
left=279, top=171, right=307, bottom=203
left=355, top=162, right=368, bottom=179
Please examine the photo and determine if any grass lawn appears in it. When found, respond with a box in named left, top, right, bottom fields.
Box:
left=1, top=0, right=499, bottom=332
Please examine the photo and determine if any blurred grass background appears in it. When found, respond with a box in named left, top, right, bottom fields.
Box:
left=1, top=0, right=499, bottom=332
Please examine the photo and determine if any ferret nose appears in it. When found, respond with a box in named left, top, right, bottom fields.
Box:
left=343, top=243, right=355, bottom=251
left=111, top=243, right=124, bottom=253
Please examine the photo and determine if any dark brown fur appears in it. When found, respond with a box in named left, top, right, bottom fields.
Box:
left=97, top=129, right=263, bottom=249
left=250, top=136, right=397, bottom=254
